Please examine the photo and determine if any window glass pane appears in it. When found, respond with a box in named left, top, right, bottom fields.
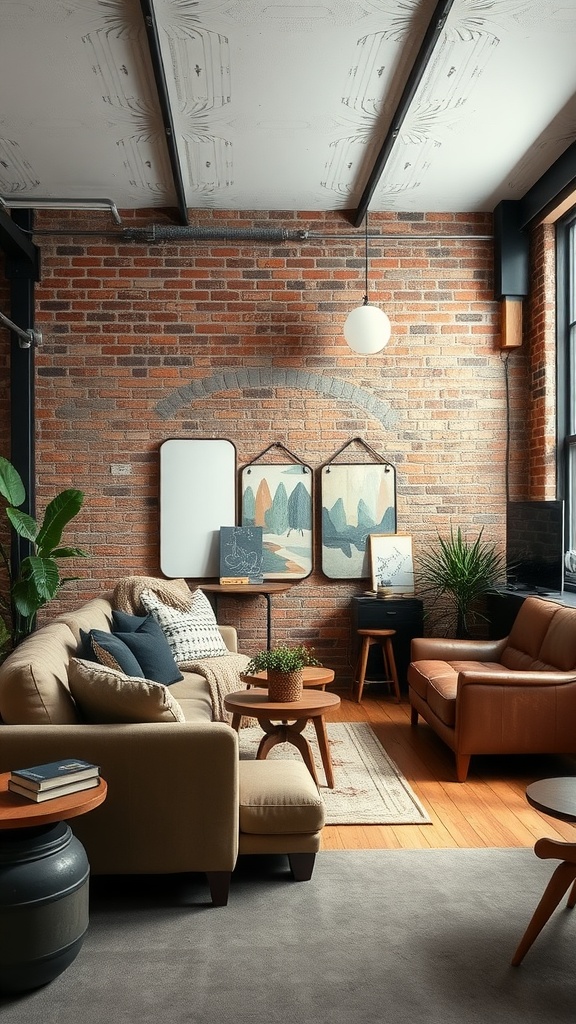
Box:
left=570, top=223, right=576, bottom=435
left=566, top=444, right=576, bottom=584
left=560, top=214, right=576, bottom=588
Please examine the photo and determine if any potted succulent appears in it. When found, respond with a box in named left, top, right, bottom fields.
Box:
left=415, top=526, right=506, bottom=639
left=244, top=643, right=321, bottom=702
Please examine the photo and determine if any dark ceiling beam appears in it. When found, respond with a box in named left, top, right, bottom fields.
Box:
left=139, top=0, right=189, bottom=226
left=519, top=138, right=576, bottom=228
left=352, top=0, right=456, bottom=228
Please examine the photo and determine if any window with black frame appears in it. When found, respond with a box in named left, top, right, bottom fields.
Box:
left=558, top=210, right=576, bottom=590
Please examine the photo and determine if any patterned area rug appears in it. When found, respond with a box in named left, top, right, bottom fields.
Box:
left=238, top=721, right=431, bottom=825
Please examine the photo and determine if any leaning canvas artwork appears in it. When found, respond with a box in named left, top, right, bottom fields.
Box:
left=369, top=534, right=415, bottom=594
left=321, top=463, right=396, bottom=579
left=241, top=464, right=313, bottom=580
left=219, top=526, right=263, bottom=584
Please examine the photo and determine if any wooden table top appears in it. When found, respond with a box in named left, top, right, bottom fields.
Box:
left=224, top=687, right=340, bottom=719
left=241, top=666, right=335, bottom=688
left=201, top=583, right=293, bottom=596
left=526, top=777, right=576, bottom=823
left=0, top=772, right=107, bottom=829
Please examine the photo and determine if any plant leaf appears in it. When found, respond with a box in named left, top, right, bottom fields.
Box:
left=35, top=489, right=84, bottom=555
left=0, top=457, right=26, bottom=507
left=14, top=556, right=60, bottom=610
left=50, top=547, right=89, bottom=559
left=6, top=507, right=39, bottom=542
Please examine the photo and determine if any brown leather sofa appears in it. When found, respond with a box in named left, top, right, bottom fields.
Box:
left=408, top=596, right=576, bottom=782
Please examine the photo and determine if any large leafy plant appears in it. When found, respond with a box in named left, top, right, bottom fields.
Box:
left=0, top=456, right=88, bottom=652
left=415, top=526, right=506, bottom=638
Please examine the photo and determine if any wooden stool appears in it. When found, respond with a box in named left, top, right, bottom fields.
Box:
left=353, top=629, right=400, bottom=703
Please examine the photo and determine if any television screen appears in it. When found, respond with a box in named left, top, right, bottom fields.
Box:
left=506, top=500, right=564, bottom=594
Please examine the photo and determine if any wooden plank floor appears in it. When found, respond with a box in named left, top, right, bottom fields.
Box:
left=321, top=685, right=576, bottom=851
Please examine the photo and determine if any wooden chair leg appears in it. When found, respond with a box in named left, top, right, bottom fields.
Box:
left=288, top=852, right=316, bottom=881
left=511, top=860, right=576, bottom=965
left=206, top=870, right=231, bottom=906
left=382, top=637, right=401, bottom=702
left=354, top=637, right=371, bottom=703
left=410, top=704, right=419, bottom=725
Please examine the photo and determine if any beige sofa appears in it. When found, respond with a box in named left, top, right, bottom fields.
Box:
left=0, top=591, right=325, bottom=905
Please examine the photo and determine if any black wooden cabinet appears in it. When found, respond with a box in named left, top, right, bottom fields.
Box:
left=350, top=596, right=424, bottom=692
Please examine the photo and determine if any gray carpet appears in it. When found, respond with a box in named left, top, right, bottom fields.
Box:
left=1, top=848, right=575, bottom=1023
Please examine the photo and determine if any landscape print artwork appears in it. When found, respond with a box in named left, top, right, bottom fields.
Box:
left=241, top=464, right=313, bottom=580
left=370, top=534, right=415, bottom=594
left=321, top=464, right=397, bottom=579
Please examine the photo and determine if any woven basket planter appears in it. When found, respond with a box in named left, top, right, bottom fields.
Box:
left=267, top=668, right=303, bottom=702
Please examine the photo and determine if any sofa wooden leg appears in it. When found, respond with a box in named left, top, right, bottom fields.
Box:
left=288, top=852, right=316, bottom=881
left=410, top=705, right=418, bottom=726
left=455, top=754, right=471, bottom=782
left=206, top=871, right=231, bottom=906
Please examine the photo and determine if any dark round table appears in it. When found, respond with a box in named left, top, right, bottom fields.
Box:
left=512, top=776, right=576, bottom=966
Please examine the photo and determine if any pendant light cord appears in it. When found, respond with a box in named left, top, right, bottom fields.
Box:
left=363, top=212, right=369, bottom=305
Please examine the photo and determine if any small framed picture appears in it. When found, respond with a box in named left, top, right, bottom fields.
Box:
left=369, top=534, right=415, bottom=595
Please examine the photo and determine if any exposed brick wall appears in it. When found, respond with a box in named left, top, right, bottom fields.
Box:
left=0, top=208, right=541, bottom=682
left=527, top=223, right=557, bottom=499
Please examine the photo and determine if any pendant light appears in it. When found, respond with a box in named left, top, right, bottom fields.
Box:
left=344, top=211, right=391, bottom=354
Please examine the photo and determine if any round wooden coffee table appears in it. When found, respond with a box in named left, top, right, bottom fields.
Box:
left=241, top=665, right=335, bottom=690
left=224, top=687, right=341, bottom=788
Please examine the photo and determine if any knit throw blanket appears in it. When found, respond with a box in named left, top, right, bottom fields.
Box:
left=112, top=575, right=193, bottom=615
left=111, top=576, right=253, bottom=725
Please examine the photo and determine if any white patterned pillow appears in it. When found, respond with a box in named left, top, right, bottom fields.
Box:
left=140, top=588, right=228, bottom=662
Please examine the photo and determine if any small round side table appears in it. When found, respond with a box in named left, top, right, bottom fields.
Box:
left=0, top=772, right=107, bottom=993
left=225, top=687, right=341, bottom=788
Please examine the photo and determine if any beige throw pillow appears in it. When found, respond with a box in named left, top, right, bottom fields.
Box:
left=68, top=658, right=186, bottom=723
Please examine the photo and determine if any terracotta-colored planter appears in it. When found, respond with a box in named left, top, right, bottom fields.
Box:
left=267, top=668, right=303, bottom=702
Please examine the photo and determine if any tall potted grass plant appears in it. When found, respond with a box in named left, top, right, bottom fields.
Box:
left=415, top=526, right=506, bottom=638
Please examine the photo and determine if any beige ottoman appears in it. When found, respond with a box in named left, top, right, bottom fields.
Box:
left=237, top=759, right=325, bottom=881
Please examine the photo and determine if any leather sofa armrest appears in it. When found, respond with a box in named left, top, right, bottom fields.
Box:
left=458, top=669, right=576, bottom=688
left=410, top=635, right=508, bottom=662
left=0, top=721, right=239, bottom=875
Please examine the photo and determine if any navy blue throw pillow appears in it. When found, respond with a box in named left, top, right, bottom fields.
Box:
left=83, top=629, right=145, bottom=678
left=114, top=614, right=184, bottom=686
left=111, top=610, right=148, bottom=633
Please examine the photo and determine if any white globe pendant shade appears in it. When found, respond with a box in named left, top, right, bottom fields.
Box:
left=344, top=301, right=391, bottom=354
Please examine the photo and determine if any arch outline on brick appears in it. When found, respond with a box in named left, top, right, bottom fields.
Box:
left=155, top=368, right=397, bottom=428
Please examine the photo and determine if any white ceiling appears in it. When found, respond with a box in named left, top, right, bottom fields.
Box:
left=1, top=0, right=576, bottom=220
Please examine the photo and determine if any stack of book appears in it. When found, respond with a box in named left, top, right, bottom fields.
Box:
left=8, top=758, right=101, bottom=802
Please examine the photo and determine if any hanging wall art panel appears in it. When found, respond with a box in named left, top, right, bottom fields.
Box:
left=321, top=463, right=397, bottom=579
left=241, top=463, right=313, bottom=580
